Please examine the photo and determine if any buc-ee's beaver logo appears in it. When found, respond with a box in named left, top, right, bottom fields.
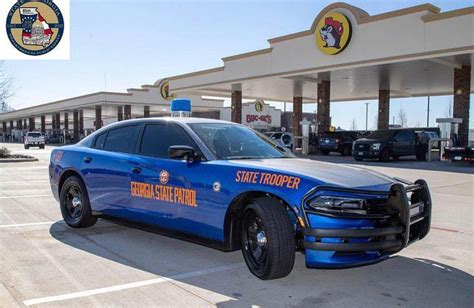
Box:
left=158, top=79, right=176, bottom=101
left=315, top=12, right=352, bottom=55
left=6, top=0, right=65, bottom=56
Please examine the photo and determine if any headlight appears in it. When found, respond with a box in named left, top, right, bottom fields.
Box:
left=371, top=143, right=381, bottom=150
left=308, top=196, right=366, bottom=213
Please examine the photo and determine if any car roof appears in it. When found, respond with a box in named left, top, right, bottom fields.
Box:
left=105, top=117, right=234, bottom=127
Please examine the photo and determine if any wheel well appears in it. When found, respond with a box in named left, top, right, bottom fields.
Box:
left=223, top=191, right=297, bottom=251
left=58, top=170, right=82, bottom=196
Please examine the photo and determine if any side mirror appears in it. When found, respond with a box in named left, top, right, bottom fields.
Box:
left=168, top=145, right=200, bottom=163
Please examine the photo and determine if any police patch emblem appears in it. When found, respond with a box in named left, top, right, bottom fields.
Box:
left=159, top=170, right=169, bottom=185
left=6, top=0, right=65, bottom=56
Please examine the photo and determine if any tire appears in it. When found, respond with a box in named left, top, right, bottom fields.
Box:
left=354, top=157, right=363, bottom=161
left=240, top=197, right=295, bottom=280
left=321, top=150, right=330, bottom=155
left=341, top=146, right=351, bottom=156
left=416, top=146, right=427, bottom=161
left=40, top=145, right=45, bottom=149
left=24, top=145, right=29, bottom=149
left=59, top=176, right=97, bottom=228
left=379, top=148, right=391, bottom=162
left=392, top=155, right=399, bottom=161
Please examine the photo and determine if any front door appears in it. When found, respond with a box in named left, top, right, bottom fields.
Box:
left=129, top=123, right=209, bottom=237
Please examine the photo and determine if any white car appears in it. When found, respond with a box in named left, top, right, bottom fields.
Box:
left=24, top=132, right=45, bottom=149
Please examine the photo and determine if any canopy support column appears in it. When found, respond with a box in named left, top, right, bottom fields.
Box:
left=41, top=116, right=46, bottom=133
left=29, top=117, right=35, bottom=131
left=73, top=111, right=79, bottom=142
left=453, top=65, right=471, bottom=146
left=378, top=89, right=390, bottom=130
left=231, top=86, right=242, bottom=124
left=64, top=113, right=69, bottom=130
left=144, top=106, right=150, bottom=118
left=317, top=80, right=330, bottom=133
left=95, top=106, right=102, bottom=130
left=124, top=105, right=132, bottom=120
left=117, top=106, right=123, bottom=121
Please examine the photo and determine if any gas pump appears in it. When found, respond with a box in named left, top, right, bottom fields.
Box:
left=436, top=118, right=472, bottom=162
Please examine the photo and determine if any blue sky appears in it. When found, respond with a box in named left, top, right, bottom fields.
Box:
left=4, top=0, right=473, bottom=129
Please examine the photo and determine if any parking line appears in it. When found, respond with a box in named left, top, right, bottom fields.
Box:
left=23, top=263, right=245, bottom=306
left=0, top=221, right=55, bottom=229
left=0, top=194, right=51, bottom=200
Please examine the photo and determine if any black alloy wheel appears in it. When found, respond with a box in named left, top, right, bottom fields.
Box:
left=60, top=176, right=97, bottom=228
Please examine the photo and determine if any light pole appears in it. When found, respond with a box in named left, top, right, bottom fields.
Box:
left=426, top=96, right=430, bottom=127
left=364, top=102, right=370, bottom=130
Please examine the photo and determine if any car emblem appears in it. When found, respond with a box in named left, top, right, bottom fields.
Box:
left=159, top=170, right=169, bottom=185
left=213, top=182, right=221, bottom=192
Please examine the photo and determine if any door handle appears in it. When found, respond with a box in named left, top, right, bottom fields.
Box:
left=83, top=156, right=92, bottom=163
left=131, top=167, right=142, bottom=174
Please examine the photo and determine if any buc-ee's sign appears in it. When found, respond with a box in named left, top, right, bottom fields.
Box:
left=315, top=11, right=352, bottom=55
left=246, top=100, right=272, bottom=124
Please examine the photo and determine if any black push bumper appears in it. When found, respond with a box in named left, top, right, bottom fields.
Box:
left=302, top=180, right=432, bottom=253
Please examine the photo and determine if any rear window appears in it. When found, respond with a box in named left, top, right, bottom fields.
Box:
left=27, top=133, right=42, bottom=137
left=103, top=125, right=140, bottom=153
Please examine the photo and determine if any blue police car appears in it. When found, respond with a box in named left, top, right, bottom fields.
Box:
left=49, top=117, right=432, bottom=280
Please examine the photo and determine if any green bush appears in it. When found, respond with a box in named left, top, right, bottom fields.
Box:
left=0, top=146, right=11, bottom=158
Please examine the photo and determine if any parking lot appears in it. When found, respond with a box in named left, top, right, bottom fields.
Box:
left=0, top=142, right=472, bottom=307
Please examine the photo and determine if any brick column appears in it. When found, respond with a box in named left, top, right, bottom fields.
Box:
left=29, top=117, right=35, bottom=131
left=73, top=111, right=79, bottom=142
left=10, top=121, right=13, bottom=132
left=117, top=106, right=123, bottom=121
left=51, top=114, right=55, bottom=130
left=41, top=116, right=46, bottom=133
left=317, top=80, right=331, bottom=133
left=144, top=106, right=150, bottom=118
left=55, top=113, right=60, bottom=130
left=378, top=89, right=390, bottom=130
left=79, top=110, right=84, bottom=134
left=64, top=113, right=69, bottom=130
left=292, top=96, right=303, bottom=137
left=124, top=105, right=132, bottom=120
left=17, top=120, right=22, bottom=130
left=95, top=106, right=102, bottom=130
left=453, top=65, right=471, bottom=146
left=2, top=122, right=6, bottom=134
left=231, top=90, right=242, bottom=123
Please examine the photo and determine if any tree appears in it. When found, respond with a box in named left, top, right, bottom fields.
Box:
left=350, top=118, right=358, bottom=130
left=444, top=100, right=452, bottom=118
left=397, top=107, right=408, bottom=127
left=0, top=61, right=14, bottom=113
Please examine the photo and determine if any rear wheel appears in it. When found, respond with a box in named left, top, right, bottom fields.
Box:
left=379, top=148, right=391, bottom=162
left=60, top=176, right=97, bottom=228
left=341, top=146, right=351, bottom=156
left=354, top=157, right=363, bottom=161
left=240, top=198, right=295, bottom=280
left=321, top=150, right=330, bottom=155
left=24, top=145, right=29, bottom=149
left=39, top=145, right=45, bottom=149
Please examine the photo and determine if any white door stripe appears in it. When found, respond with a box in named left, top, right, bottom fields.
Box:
left=0, top=221, right=55, bottom=229
left=23, top=263, right=244, bottom=306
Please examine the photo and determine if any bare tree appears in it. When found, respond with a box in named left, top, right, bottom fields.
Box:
left=350, top=118, right=358, bottom=130
left=397, top=107, right=408, bottom=127
left=444, top=100, right=452, bottom=118
left=0, top=61, right=14, bottom=113
left=372, top=114, right=378, bottom=130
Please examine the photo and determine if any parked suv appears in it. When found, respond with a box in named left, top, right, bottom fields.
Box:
left=24, top=132, right=45, bottom=149
left=264, top=131, right=293, bottom=149
left=319, top=131, right=367, bottom=156
left=352, top=128, right=437, bottom=162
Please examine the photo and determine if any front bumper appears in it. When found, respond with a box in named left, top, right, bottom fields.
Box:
left=301, top=180, right=432, bottom=268
left=352, top=150, right=380, bottom=158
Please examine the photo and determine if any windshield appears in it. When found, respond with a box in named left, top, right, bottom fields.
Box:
left=366, top=130, right=393, bottom=139
left=27, top=133, right=42, bottom=137
left=189, top=123, right=293, bottom=160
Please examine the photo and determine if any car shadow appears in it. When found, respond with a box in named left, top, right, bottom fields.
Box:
left=49, top=220, right=473, bottom=307
left=304, top=154, right=474, bottom=174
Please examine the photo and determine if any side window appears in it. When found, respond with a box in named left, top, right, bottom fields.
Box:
left=103, top=125, right=140, bottom=153
left=94, top=132, right=107, bottom=149
left=140, top=124, right=197, bottom=158
left=396, top=130, right=413, bottom=141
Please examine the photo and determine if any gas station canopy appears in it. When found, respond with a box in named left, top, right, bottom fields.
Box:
left=168, top=3, right=473, bottom=103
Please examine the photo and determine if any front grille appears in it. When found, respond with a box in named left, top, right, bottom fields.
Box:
left=355, top=143, right=370, bottom=151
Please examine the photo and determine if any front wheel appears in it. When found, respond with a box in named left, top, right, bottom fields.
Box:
left=321, top=150, right=330, bottom=155
left=341, top=146, right=351, bottom=156
left=60, top=176, right=97, bottom=228
left=379, top=148, right=391, bottom=162
left=240, top=198, right=295, bottom=280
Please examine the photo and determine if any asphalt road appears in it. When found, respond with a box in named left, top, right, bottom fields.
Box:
left=0, top=143, right=472, bottom=307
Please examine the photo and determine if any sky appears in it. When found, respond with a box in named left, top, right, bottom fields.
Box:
left=3, top=0, right=473, bottom=130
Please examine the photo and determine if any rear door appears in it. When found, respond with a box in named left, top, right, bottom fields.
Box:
left=129, top=122, right=209, bottom=236
left=393, top=130, right=415, bottom=156
left=81, top=124, right=140, bottom=214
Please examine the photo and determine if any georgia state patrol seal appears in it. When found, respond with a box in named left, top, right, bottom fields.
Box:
left=6, top=0, right=65, bottom=56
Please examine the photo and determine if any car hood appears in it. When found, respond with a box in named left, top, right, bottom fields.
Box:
left=354, top=138, right=385, bottom=143
left=226, top=158, right=396, bottom=190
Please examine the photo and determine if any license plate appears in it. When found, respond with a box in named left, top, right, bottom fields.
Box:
left=454, top=156, right=462, bottom=161
left=358, top=152, right=363, bottom=155
left=410, top=207, right=420, bottom=217
left=324, top=140, right=329, bottom=143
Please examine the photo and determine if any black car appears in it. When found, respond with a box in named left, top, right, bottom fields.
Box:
left=319, top=131, right=367, bottom=156
left=352, top=128, right=438, bottom=162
